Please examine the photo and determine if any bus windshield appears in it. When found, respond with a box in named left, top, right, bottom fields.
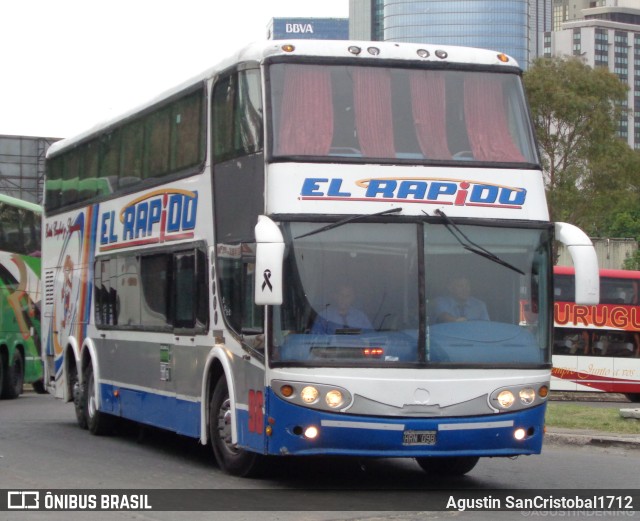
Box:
left=269, top=63, right=538, bottom=164
left=272, top=221, right=551, bottom=367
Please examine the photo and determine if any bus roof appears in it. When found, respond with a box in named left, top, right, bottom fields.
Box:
left=0, top=193, right=42, bottom=214
left=47, top=39, right=520, bottom=158
left=554, top=265, right=640, bottom=280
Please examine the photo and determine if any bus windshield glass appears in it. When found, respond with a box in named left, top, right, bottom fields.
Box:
left=269, top=63, right=538, bottom=164
left=272, top=221, right=551, bottom=367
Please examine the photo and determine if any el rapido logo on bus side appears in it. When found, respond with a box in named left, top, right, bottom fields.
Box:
left=99, top=189, right=197, bottom=250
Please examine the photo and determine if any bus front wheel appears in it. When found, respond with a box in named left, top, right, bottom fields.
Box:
left=415, top=456, right=479, bottom=476
left=1, top=350, right=24, bottom=399
left=209, top=378, right=261, bottom=477
left=626, top=393, right=640, bottom=403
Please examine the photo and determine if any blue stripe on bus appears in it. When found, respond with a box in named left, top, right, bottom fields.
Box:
left=260, top=388, right=546, bottom=458
left=99, top=382, right=200, bottom=438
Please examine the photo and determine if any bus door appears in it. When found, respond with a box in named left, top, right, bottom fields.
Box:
left=215, top=242, right=266, bottom=453
left=171, top=249, right=208, bottom=437
left=233, top=252, right=266, bottom=454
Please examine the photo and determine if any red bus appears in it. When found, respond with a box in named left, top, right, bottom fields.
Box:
left=552, top=266, right=640, bottom=402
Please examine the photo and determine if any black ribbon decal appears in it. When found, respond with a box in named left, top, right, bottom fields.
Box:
left=262, top=269, right=273, bottom=292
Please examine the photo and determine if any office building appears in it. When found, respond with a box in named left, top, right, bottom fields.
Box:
left=545, top=0, right=640, bottom=149
left=268, top=18, right=349, bottom=40
left=0, top=135, right=59, bottom=204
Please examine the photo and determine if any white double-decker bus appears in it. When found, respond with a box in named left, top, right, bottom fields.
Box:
left=43, top=40, right=599, bottom=477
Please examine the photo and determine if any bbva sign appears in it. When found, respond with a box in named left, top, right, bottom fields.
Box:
left=285, top=23, right=314, bottom=34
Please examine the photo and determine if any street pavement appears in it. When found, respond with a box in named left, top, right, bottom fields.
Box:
left=545, top=392, right=640, bottom=450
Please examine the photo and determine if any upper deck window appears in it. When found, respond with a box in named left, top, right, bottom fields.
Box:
left=269, top=63, right=538, bottom=165
left=45, top=87, right=206, bottom=214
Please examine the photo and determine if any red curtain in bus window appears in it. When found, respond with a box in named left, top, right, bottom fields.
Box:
left=353, top=68, right=395, bottom=158
left=277, top=65, right=334, bottom=156
left=409, top=71, right=451, bottom=160
left=463, top=75, right=524, bottom=162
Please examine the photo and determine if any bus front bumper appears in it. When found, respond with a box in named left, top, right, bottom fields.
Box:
left=258, top=390, right=546, bottom=458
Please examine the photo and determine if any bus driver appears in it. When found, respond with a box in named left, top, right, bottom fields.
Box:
left=435, top=276, right=490, bottom=323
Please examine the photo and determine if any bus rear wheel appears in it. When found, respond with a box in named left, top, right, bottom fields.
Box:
left=415, top=456, right=479, bottom=476
left=209, top=378, right=261, bottom=477
left=1, top=350, right=24, bottom=399
left=625, top=393, right=640, bottom=403
left=81, top=364, right=111, bottom=435
left=71, top=363, right=88, bottom=429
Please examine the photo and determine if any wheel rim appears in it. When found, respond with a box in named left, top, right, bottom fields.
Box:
left=216, top=397, right=239, bottom=455
left=88, top=373, right=97, bottom=418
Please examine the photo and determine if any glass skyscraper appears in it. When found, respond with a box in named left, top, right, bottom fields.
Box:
left=385, top=1, right=528, bottom=66
left=350, top=0, right=552, bottom=70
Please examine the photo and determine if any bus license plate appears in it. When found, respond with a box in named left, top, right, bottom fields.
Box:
left=403, top=430, right=437, bottom=446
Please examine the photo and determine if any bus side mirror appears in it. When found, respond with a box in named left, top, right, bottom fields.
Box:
left=255, top=215, right=284, bottom=305
left=554, top=222, right=599, bottom=305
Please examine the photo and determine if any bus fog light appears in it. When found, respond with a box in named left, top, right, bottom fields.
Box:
left=497, top=390, right=515, bottom=408
left=301, top=386, right=319, bottom=403
left=304, top=426, right=319, bottom=439
left=514, top=428, right=526, bottom=440
left=538, top=385, right=549, bottom=399
left=325, top=390, right=344, bottom=408
left=519, top=388, right=536, bottom=405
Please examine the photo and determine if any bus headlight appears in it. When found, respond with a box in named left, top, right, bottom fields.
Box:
left=300, top=386, right=319, bottom=404
left=490, top=382, right=549, bottom=411
left=325, top=390, right=344, bottom=408
left=497, top=390, right=515, bottom=408
left=519, top=388, right=536, bottom=405
left=272, top=380, right=352, bottom=412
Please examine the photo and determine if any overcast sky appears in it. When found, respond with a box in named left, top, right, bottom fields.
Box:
left=1, top=0, right=348, bottom=139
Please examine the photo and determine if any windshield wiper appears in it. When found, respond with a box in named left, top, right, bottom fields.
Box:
left=294, top=208, right=402, bottom=240
left=433, top=209, right=525, bottom=275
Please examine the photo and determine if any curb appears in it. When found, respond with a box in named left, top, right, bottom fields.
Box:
left=545, top=430, right=640, bottom=450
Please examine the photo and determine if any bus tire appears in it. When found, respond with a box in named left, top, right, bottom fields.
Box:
left=0, top=350, right=5, bottom=398
left=31, top=379, right=48, bottom=394
left=81, top=363, right=111, bottom=435
left=71, top=363, right=88, bottom=429
left=415, top=456, right=479, bottom=476
left=625, top=393, right=640, bottom=403
left=1, top=350, right=24, bottom=399
left=209, top=377, right=261, bottom=477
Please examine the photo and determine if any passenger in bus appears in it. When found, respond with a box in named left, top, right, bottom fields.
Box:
left=593, top=332, right=640, bottom=357
left=435, top=276, right=489, bottom=323
left=560, top=331, right=591, bottom=355
left=311, top=284, right=373, bottom=334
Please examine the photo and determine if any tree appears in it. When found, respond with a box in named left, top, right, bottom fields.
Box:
left=524, top=57, right=627, bottom=186
left=523, top=57, right=631, bottom=226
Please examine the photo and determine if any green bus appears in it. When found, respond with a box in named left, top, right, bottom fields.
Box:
left=0, top=193, right=43, bottom=398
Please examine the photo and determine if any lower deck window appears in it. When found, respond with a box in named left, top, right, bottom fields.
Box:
left=94, top=246, right=207, bottom=331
